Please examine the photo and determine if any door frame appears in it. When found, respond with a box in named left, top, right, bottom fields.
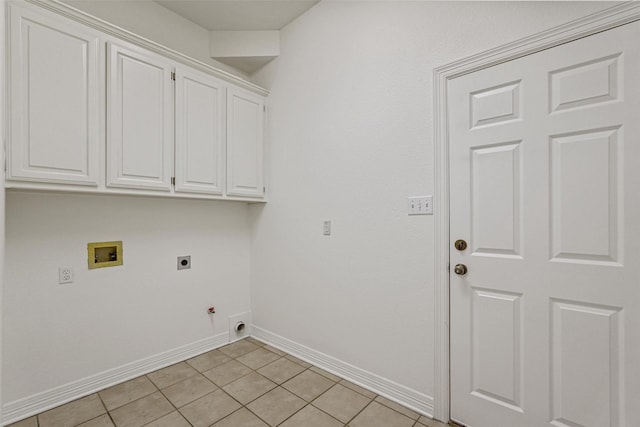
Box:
left=432, top=3, right=640, bottom=422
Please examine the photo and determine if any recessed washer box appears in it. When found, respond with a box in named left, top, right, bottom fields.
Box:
left=88, top=241, right=123, bottom=269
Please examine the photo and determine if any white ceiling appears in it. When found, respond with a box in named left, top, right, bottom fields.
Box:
left=154, top=0, right=319, bottom=31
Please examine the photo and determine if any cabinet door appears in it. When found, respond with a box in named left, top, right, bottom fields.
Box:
left=174, top=67, right=225, bottom=195
left=8, top=5, right=101, bottom=185
left=107, top=42, right=173, bottom=191
left=226, top=88, right=265, bottom=199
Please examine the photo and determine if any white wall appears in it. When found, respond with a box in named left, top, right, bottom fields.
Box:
left=62, top=0, right=250, bottom=79
left=249, top=0, right=614, bottom=407
left=3, top=192, right=251, bottom=403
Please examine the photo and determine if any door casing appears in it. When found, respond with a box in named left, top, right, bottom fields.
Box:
left=432, top=3, right=640, bottom=423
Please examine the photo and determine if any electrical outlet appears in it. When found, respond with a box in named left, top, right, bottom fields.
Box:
left=59, top=267, right=73, bottom=284
left=177, top=255, right=191, bottom=270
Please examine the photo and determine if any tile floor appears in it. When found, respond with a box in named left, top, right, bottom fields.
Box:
left=8, top=338, right=447, bottom=427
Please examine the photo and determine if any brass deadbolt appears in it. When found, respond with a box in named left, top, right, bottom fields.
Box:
left=454, top=239, right=467, bottom=251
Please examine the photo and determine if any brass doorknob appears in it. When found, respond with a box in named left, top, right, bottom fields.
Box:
left=454, top=264, right=468, bottom=276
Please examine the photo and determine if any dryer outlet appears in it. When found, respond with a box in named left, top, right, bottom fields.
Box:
left=228, top=312, right=251, bottom=342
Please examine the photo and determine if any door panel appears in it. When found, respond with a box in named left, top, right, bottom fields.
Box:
left=471, top=141, right=522, bottom=257
left=471, top=288, right=523, bottom=412
left=550, top=300, right=623, bottom=427
left=550, top=127, right=621, bottom=264
left=449, top=20, right=640, bottom=427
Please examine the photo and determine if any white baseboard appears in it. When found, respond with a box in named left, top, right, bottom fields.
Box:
left=2, top=332, right=229, bottom=425
left=251, top=326, right=434, bottom=418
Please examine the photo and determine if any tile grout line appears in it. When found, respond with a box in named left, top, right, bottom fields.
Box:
left=94, top=391, right=116, bottom=427
left=15, top=339, right=434, bottom=427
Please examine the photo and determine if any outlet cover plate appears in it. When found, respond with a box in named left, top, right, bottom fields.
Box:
left=58, top=267, right=73, bottom=284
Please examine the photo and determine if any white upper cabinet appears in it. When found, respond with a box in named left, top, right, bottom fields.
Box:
left=5, top=2, right=268, bottom=201
left=226, top=88, right=265, bottom=199
left=8, top=4, right=101, bottom=185
left=107, top=42, right=174, bottom=191
left=174, top=67, right=225, bottom=195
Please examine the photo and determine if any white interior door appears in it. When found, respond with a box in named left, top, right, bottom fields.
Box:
left=449, top=20, right=640, bottom=427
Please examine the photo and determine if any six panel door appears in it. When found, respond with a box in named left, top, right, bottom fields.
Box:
left=449, top=21, right=640, bottom=427
left=107, top=42, right=174, bottom=191
left=174, top=66, right=225, bottom=195
left=8, top=5, right=101, bottom=185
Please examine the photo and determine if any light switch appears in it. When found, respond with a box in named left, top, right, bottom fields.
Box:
left=407, top=196, right=433, bottom=215
left=323, top=220, right=331, bottom=236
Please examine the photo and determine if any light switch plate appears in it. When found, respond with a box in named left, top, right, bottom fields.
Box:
left=407, top=196, right=433, bottom=215
left=323, top=220, right=331, bottom=236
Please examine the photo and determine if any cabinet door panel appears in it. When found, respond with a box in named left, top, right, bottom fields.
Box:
left=226, top=88, right=265, bottom=198
left=8, top=6, right=100, bottom=185
left=175, top=67, right=224, bottom=195
left=107, top=42, right=173, bottom=191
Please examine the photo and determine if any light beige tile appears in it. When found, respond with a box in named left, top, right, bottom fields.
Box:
left=109, top=392, right=173, bottom=427
left=282, top=370, right=334, bottom=402
left=280, top=404, right=343, bottom=427
left=375, top=396, right=420, bottom=420
left=147, top=362, right=198, bottom=389
left=179, top=390, right=241, bottom=427
left=7, top=417, right=37, bottom=427
left=417, top=416, right=449, bottom=427
left=340, top=379, right=377, bottom=399
left=349, top=401, right=414, bottom=427
left=186, top=350, right=232, bottom=372
left=246, top=387, right=306, bottom=426
left=257, top=358, right=306, bottom=384
left=222, top=372, right=277, bottom=404
left=144, top=411, right=191, bottom=427
left=309, top=366, right=341, bottom=382
left=162, top=374, right=217, bottom=407
left=99, top=376, right=157, bottom=411
left=312, top=384, right=371, bottom=423
left=39, top=394, right=106, bottom=427
left=76, top=414, right=114, bottom=427
left=246, top=337, right=267, bottom=347
left=285, top=355, right=312, bottom=368
left=236, top=348, right=282, bottom=370
left=263, top=345, right=286, bottom=356
left=203, top=359, right=253, bottom=387
left=218, top=339, right=260, bottom=358
left=213, top=408, right=268, bottom=427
